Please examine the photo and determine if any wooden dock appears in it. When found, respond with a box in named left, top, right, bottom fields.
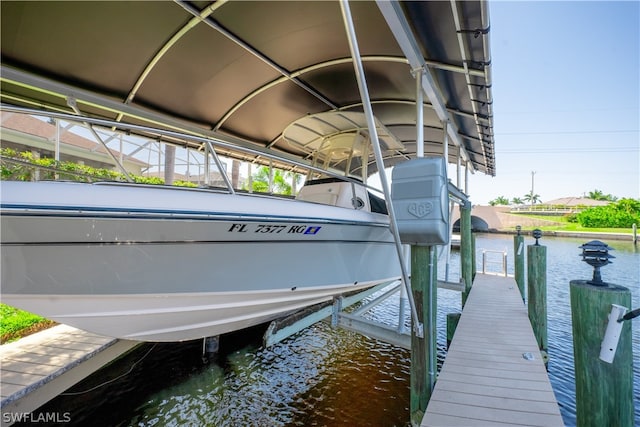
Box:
left=1, top=324, right=138, bottom=423
left=422, top=273, right=564, bottom=427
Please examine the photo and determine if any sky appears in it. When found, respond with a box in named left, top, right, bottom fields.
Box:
left=463, top=0, right=639, bottom=205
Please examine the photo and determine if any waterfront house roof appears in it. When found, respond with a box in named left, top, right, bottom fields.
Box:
left=0, top=1, right=495, bottom=179
left=0, top=112, right=148, bottom=173
left=543, top=197, right=610, bottom=207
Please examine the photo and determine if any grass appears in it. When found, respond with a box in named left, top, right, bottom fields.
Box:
left=535, top=224, right=632, bottom=234
left=1, top=304, right=55, bottom=344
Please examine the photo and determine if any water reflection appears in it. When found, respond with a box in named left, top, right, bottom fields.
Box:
left=129, top=324, right=411, bottom=426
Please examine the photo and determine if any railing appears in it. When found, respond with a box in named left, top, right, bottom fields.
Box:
left=481, top=249, right=508, bottom=277
left=510, top=205, right=592, bottom=214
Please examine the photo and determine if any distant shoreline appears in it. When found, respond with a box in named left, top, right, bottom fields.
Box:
left=481, top=228, right=636, bottom=242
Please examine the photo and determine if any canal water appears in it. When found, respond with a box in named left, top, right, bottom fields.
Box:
left=26, top=234, right=639, bottom=426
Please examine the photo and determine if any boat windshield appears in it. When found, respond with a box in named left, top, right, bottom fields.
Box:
left=283, top=111, right=404, bottom=184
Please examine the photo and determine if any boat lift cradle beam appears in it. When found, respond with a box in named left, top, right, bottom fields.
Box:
left=263, top=280, right=407, bottom=348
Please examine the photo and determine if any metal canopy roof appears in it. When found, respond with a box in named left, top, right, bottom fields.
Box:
left=0, top=0, right=495, bottom=177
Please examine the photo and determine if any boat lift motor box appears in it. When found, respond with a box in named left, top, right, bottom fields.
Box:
left=391, top=157, right=449, bottom=245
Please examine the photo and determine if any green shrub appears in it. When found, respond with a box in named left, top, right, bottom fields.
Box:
left=132, top=175, right=164, bottom=185
left=174, top=180, right=198, bottom=188
left=576, top=199, right=640, bottom=228
left=1, top=148, right=203, bottom=188
left=565, top=213, right=579, bottom=223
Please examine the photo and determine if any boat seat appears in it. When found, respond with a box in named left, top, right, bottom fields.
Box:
left=368, top=192, right=387, bottom=215
left=297, top=178, right=388, bottom=215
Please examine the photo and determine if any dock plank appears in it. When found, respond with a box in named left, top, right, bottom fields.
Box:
left=426, top=401, right=562, bottom=427
left=431, top=389, right=561, bottom=414
left=422, top=274, right=564, bottom=427
left=1, top=324, right=138, bottom=422
left=433, top=379, right=558, bottom=403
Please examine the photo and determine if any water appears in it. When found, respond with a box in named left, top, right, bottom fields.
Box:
left=25, top=234, right=639, bottom=426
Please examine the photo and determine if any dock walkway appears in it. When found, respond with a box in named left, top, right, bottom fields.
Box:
left=1, top=324, right=138, bottom=424
left=422, top=273, right=564, bottom=426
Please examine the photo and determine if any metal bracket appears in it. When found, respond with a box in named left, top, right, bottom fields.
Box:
left=619, top=308, right=640, bottom=322
left=457, top=26, right=490, bottom=38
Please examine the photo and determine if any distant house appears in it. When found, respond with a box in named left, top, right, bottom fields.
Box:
left=2, top=113, right=287, bottom=191
left=543, top=197, right=609, bottom=208
left=1, top=112, right=148, bottom=174
left=510, top=196, right=609, bottom=214
left=143, top=170, right=231, bottom=186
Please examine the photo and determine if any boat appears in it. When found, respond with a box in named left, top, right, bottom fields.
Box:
left=0, top=113, right=404, bottom=342
left=0, top=0, right=496, bottom=343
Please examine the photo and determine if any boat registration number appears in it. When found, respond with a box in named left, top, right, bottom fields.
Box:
left=228, top=223, right=321, bottom=235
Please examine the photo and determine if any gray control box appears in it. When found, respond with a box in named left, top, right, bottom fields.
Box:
left=391, top=157, right=449, bottom=245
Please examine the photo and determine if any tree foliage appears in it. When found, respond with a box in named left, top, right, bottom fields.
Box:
left=523, top=192, right=541, bottom=205
left=489, top=196, right=510, bottom=206
left=576, top=198, right=640, bottom=228
left=587, top=189, right=618, bottom=202
left=0, top=148, right=196, bottom=187
left=248, top=166, right=295, bottom=195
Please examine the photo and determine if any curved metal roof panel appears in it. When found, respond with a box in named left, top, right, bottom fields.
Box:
left=1, top=0, right=495, bottom=177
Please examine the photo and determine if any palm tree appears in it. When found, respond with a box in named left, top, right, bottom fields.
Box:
left=489, top=196, right=510, bottom=206
left=511, top=197, right=524, bottom=205
left=251, top=166, right=293, bottom=195
left=587, top=189, right=617, bottom=202
left=523, top=192, right=541, bottom=205
left=588, top=189, right=605, bottom=200
left=284, top=170, right=303, bottom=195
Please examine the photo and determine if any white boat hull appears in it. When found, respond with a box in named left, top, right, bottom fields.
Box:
left=1, top=181, right=400, bottom=341
left=4, top=281, right=394, bottom=342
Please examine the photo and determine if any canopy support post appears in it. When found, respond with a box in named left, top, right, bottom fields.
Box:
left=340, top=0, right=422, bottom=338
left=415, top=68, right=424, bottom=158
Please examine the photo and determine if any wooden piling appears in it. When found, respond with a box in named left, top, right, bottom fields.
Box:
left=570, top=280, right=633, bottom=427
left=514, top=233, right=525, bottom=300
left=460, top=202, right=472, bottom=307
left=471, top=232, right=476, bottom=281
left=446, top=312, right=460, bottom=349
left=410, top=245, right=437, bottom=426
left=527, top=243, right=547, bottom=362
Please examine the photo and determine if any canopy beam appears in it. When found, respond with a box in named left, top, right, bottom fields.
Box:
left=376, top=1, right=473, bottom=169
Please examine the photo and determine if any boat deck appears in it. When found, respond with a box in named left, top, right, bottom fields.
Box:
left=422, top=273, right=564, bottom=426
left=1, top=324, right=138, bottom=422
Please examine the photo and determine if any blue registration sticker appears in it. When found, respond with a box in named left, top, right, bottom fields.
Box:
left=304, top=226, right=321, bottom=235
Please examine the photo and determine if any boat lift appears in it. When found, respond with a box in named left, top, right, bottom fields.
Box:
left=1, top=1, right=475, bottom=367
left=263, top=0, right=470, bottom=353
